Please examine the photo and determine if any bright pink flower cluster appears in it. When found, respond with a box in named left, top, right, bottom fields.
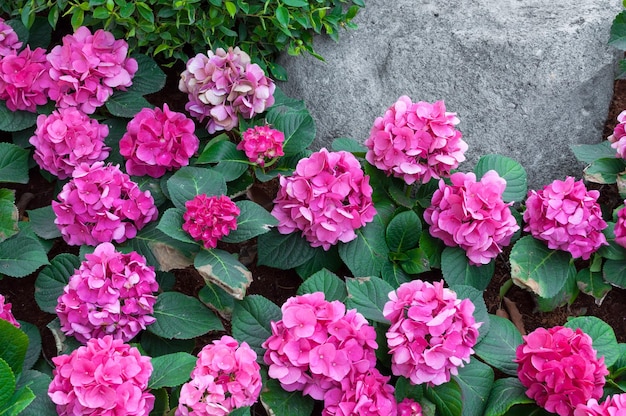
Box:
left=608, top=110, right=626, bottom=159
left=0, top=46, right=53, bottom=112
left=176, top=335, right=262, bottom=416
left=120, top=104, right=199, bottom=177
left=179, top=47, right=276, bottom=133
left=364, top=96, right=468, bottom=185
left=237, top=125, right=285, bottom=167
left=383, top=280, right=481, bottom=386
left=29, top=107, right=110, bottom=179
left=613, top=203, right=626, bottom=249
left=0, top=18, right=22, bottom=57
left=56, top=242, right=158, bottom=343
left=52, top=162, right=158, bottom=246
left=397, top=398, right=423, bottom=416
left=47, top=26, right=138, bottom=114
left=523, top=177, right=608, bottom=260
left=322, top=368, right=397, bottom=416
left=423, top=170, right=519, bottom=265
left=575, top=394, right=626, bottom=416
left=182, top=194, right=239, bottom=249
left=271, top=148, right=377, bottom=250
left=48, top=335, right=154, bottom=416
left=0, top=294, right=20, bottom=328
left=515, top=326, right=608, bottom=416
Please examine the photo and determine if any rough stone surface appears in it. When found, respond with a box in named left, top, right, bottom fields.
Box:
left=277, top=0, right=623, bottom=188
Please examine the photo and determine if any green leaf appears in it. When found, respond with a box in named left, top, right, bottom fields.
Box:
left=198, top=283, right=235, bottom=320
left=26, top=205, right=61, bottom=240
left=339, top=215, right=390, bottom=277
left=571, top=141, right=616, bottom=164
left=261, top=378, right=315, bottom=416
left=15, top=370, right=55, bottom=416
left=297, top=268, right=347, bottom=301
left=453, top=359, right=494, bottom=416
left=451, top=285, right=490, bottom=343
left=399, top=247, right=431, bottom=275
left=124, top=222, right=195, bottom=272
left=265, top=108, right=315, bottom=156
left=127, top=54, right=166, bottom=95
left=0, top=143, right=29, bottom=184
left=224, top=1, right=237, bottom=17
left=345, top=276, right=394, bottom=323
left=474, top=314, right=523, bottom=376
left=386, top=210, right=421, bottom=253
left=564, top=316, right=620, bottom=368
left=484, top=378, right=534, bottom=416
left=0, top=319, right=28, bottom=377
left=610, top=11, right=626, bottom=50
left=34, top=253, right=80, bottom=313
left=576, top=268, right=612, bottom=305
left=282, top=0, right=309, bottom=6
left=231, top=295, right=281, bottom=362
left=257, top=229, right=316, bottom=270
left=535, top=262, right=578, bottom=312
left=0, top=231, right=49, bottom=278
left=294, top=245, right=343, bottom=278
left=149, top=292, right=224, bottom=339
left=603, top=258, right=626, bottom=288
left=167, top=167, right=227, bottom=209
left=149, top=352, right=197, bottom=389
left=140, top=331, right=195, bottom=357
left=598, top=223, right=626, bottom=260
left=275, top=6, right=290, bottom=27
left=425, top=380, right=463, bottom=416
left=0, top=102, right=37, bottom=132
left=221, top=201, right=278, bottom=243
left=105, top=91, right=153, bottom=117
left=0, top=358, right=16, bottom=410
left=441, top=247, right=495, bottom=291
left=331, top=137, right=367, bottom=153
left=156, top=208, right=198, bottom=245
left=19, top=322, right=41, bottom=371
left=195, top=249, right=252, bottom=300
left=0, top=189, right=19, bottom=242
left=381, top=261, right=411, bottom=287
left=583, top=157, right=626, bottom=184
left=195, top=135, right=234, bottom=164
left=474, top=154, right=527, bottom=202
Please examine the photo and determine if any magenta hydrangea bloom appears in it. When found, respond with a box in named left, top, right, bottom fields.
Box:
left=0, top=294, right=20, bottom=328
left=523, top=177, right=608, bottom=260
left=29, top=107, right=110, bottom=179
left=397, top=398, right=423, bottom=416
left=575, top=393, right=626, bottom=416
left=56, top=242, right=158, bottom=343
left=613, top=203, right=626, bottom=249
left=0, top=18, right=22, bottom=57
left=423, top=170, right=519, bottom=265
left=48, top=335, right=154, bottom=416
left=608, top=110, right=626, bottom=159
left=0, top=46, right=53, bottom=112
left=322, top=368, right=397, bottom=416
left=179, top=47, right=275, bottom=133
left=515, top=326, right=608, bottom=416
left=52, top=162, right=158, bottom=246
left=237, top=125, right=285, bottom=167
left=383, top=280, right=481, bottom=386
left=364, top=96, right=468, bottom=185
left=47, top=26, right=138, bottom=114
left=176, top=335, right=262, bottom=416
left=263, top=292, right=378, bottom=401
left=271, top=148, right=377, bottom=250
left=182, top=194, right=239, bottom=249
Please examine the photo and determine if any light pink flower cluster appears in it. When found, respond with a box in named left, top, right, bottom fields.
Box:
left=179, top=47, right=276, bottom=133
left=364, top=96, right=468, bottom=185
left=0, top=18, right=22, bottom=57
left=322, top=368, right=397, bottom=416
left=397, top=398, right=423, bottom=416
left=0, top=294, right=20, bottom=328
left=182, top=194, right=239, bottom=249
left=48, top=335, right=154, bottom=416
left=56, top=242, right=158, bottom=343
left=237, top=125, right=285, bottom=167
left=271, top=148, right=377, bottom=250
left=120, top=103, right=199, bottom=177
left=52, top=162, right=158, bottom=246
left=523, top=177, right=608, bottom=260
left=47, top=26, right=138, bottom=114
left=29, top=107, right=110, bottom=179
left=424, top=170, right=519, bottom=265
left=176, top=335, right=262, bottom=416
left=613, top=203, right=626, bottom=249
left=515, top=326, right=608, bottom=416
left=608, top=110, right=626, bottom=159
left=575, top=394, right=626, bottom=416
left=383, top=280, right=481, bottom=386
left=0, top=46, right=53, bottom=112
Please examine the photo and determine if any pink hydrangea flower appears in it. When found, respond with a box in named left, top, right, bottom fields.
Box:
left=0, top=46, right=53, bottom=112
left=322, top=368, right=397, bottom=416
left=613, top=203, right=626, bottom=249
left=0, top=19, right=22, bottom=57
left=423, top=170, right=519, bottom=265
left=48, top=335, right=154, bottom=416
left=29, top=107, right=110, bottom=179
left=397, top=398, right=423, bottom=416
left=575, top=393, right=626, bottom=416
left=179, top=47, right=275, bottom=133
left=52, top=162, right=158, bottom=246
left=364, top=96, right=468, bottom=185
left=383, top=280, right=481, bottom=386
left=523, top=177, right=608, bottom=260
left=237, top=125, right=285, bottom=167
left=515, top=326, right=608, bottom=416
left=271, top=148, right=377, bottom=250
left=176, top=335, right=262, bottom=416
left=119, top=103, right=199, bottom=177
left=608, top=110, right=626, bottom=159
left=47, top=26, right=138, bottom=114
left=56, top=242, right=158, bottom=343
left=263, top=292, right=378, bottom=401
left=182, top=194, right=239, bottom=249
left=0, top=294, right=20, bottom=328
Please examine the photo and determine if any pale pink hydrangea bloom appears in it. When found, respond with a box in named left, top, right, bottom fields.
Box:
left=52, top=161, right=158, bottom=246
left=364, top=96, right=468, bottom=185
left=237, top=125, right=285, bottom=167
left=523, top=177, right=608, bottom=260
left=613, top=203, right=626, bottom=249
left=263, top=292, right=378, bottom=401
left=383, top=280, right=481, bottom=386
left=271, top=148, right=377, bottom=250
left=423, top=170, right=519, bottom=265
left=608, top=110, right=626, bottom=159
left=47, top=26, right=138, bottom=114
left=179, top=47, right=275, bottom=133
left=0, top=19, right=22, bottom=57
left=48, top=335, right=154, bottom=416
left=176, top=335, right=262, bottom=416
left=182, top=194, right=239, bottom=249
left=322, top=368, right=397, bottom=416
left=0, top=46, right=53, bottom=112
left=397, top=398, right=423, bottom=416
left=0, top=294, right=20, bottom=328
left=56, top=242, right=158, bottom=343
left=575, top=393, right=626, bottom=416
left=120, top=103, right=199, bottom=177
left=29, top=107, right=110, bottom=179
left=515, top=326, right=608, bottom=416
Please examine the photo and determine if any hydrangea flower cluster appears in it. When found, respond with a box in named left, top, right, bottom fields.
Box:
left=52, top=162, right=158, bottom=246
left=48, top=335, right=154, bottom=416
left=271, top=148, right=377, bottom=250
left=47, top=26, right=138, bottom=114
left=608, top=110, right=626, bottom=159
left=182, top=194, right=240, bottom=249
left=515, top=326, right=608, bottom=416
left=575, top=393, right=626, bottom=416
left=179, top=47, right=276, bottom=133
left=176, top=335, right=262, bottom=416
left=613, top=203, right=626, bottom=249
left=29, top=107, right=110, bottom=179
left=397, top=398, right=423, bottom=416
left=523, top=177, right=608, bottom=260
left=383, top=280, right=481, bottom=386
left=0, top=294, right=20, bottom=328
left=0, top=46, right=53, bottom=112
left=364, top=96, right=468, bottom=185
left=423, top=170, right=519, bottom=265
left=237, top=125, right=285, bottom=167
left=0, top=18, right=22, bottom=57
left=56, top=242, right=158, bottom=343
left=322, top=368, right=397, bottom=416
left=120, top=103, right=199, bottom=177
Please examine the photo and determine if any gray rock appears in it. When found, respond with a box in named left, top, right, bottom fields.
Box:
left=277, top=0, right=622, bottom=189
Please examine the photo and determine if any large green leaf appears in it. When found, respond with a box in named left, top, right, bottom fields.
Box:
left=564, top=316, right=620, bottom=368
left=441, top=247, right=495, bottom=291
left=610, top=10, right=626, bottom=50
left=105, top=91, right=153, bottom=117
left=195, top=249, right=252, bottom=300
left=140, top=331, right=195, bottom=357
left=331, top=137, right=367, bottom=153
left=385, top=210, right=421, bottom=253
left=265, top=108, right=315, bottom=156
left=453, top=359, right=494, bottom=416
left=149, top=292, right=224, bottom=339
left=339, top=215, right=389, bottom=277
left=297, top=268, right=347, bottom=302
left=198, top=283, right=235, bottom=320
left=381, top=261, right=411, bottom=287
left=127, top=54, right=166, bottom=95
left=583, top=157, right=626, bottom=184
left=166, top=167, right=227, bottom=209
left=221, top=200, right=278, bottom=243
left=483, top=378, right=534, bottom=416
left=425, top=379, right=463, bottom=416
left=0, top=189, right=19, bottom=242
left=149, top=352, right=197, bottom=389
left=26, top=205, right=61, bottom=240
left=34, top=253, right=80, bottom=313
left=261, top=378, right=315, bottom=416
left=15, top=370, right=55, bottom=416
left=570, top=141, right=616, bottom=164
left=345, top=276, right=395, bottom=323
left=231, top=295, right=281, bottom=362
left=156, top=208, right=198, bottom=245
left=474, top=154, right=527, bottom=202
left=294, top=245, right=343, bottom=279
left=0, top=230, right=49, bottom=278
left=18, top=321, right=41, bottom=372
left=124, top=222, right=195, bottom=272
left=195, top=135, right=235, bottom=164
left=0, top=319, right=28, bottom=377
left=473, top=314, right=523, bottom=376
left=257, top=229, right=316, bottom=270
left=602, top=258, right=626, bottom=289
left=0, top=102, right=37, bottom=132
left=0, top=143, right=29, bottom=184
left=0, top=358, right=16, bottom=410
left=576, top=268, right=612, bottom=306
